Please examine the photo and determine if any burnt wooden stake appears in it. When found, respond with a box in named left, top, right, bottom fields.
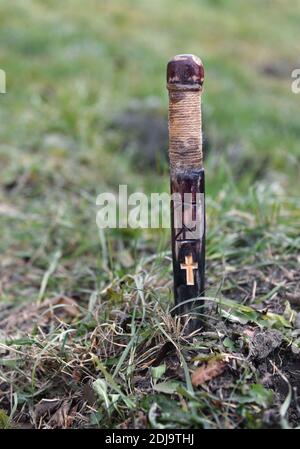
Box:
left=167, top=54, right=205, bottom=330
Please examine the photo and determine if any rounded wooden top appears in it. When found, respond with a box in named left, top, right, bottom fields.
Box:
left=167, top=54, right=204, bottom=90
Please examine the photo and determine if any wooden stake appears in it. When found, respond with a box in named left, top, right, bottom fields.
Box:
left=167, top=54, right=205, bottom=329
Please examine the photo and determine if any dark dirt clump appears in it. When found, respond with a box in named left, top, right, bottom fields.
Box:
left=250, top=330, right=283, bottom=360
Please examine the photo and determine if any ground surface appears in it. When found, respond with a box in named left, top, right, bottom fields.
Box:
left=0, top=0, right=300, bottom=429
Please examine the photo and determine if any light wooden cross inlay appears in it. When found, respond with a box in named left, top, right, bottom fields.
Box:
left=180, top=254, right=198, bottom=285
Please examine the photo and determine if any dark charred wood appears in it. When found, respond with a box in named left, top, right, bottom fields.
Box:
left=170, top=168, right=205, bottom=328
left=167, top=54, right=204, bottom=88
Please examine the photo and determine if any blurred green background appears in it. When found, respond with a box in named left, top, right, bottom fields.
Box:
left=0, top=0, right=299, bottom=304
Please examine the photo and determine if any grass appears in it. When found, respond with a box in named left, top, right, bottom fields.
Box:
left=0, top=0, right=300, bottom=429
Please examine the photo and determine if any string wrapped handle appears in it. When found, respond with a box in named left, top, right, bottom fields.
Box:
left=167, top=54, right=204, bottom=171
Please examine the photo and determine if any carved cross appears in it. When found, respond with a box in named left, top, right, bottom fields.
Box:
left=180, top=254, right=198, bottom=286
